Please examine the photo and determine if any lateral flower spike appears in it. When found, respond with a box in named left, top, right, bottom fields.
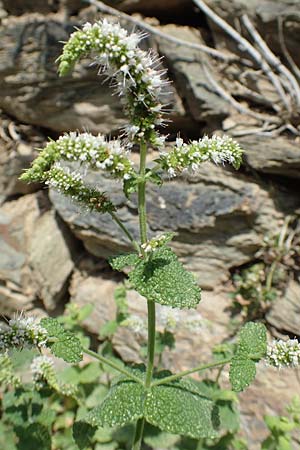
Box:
left=157, top=135, right=243, bottom=177
left=20, top=132, right=135, bottom=184
left=266, top=338, right=300, bottom=368
left=57, top=19, right=169, bottom=145
left=45, top=165, right=116, bottom=214
left=0, top=313, right=48, bottom=352
left=140, top=232, right=175, bottom=254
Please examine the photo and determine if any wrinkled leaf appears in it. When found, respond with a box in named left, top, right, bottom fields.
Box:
left=109, top=253, right=140, bottom=272
left=40, top=318, right=83, bottom=363
left=129, top=247, right=201, bottom=309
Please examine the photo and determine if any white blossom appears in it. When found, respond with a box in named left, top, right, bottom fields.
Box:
left=0, top=313, right=48, bottom=352
left=266, top=338, right=300, bottom=368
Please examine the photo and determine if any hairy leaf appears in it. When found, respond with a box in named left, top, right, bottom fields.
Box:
left=87, top=381, right=145, bottom=428
left=229, top=322, right=267, bottom=392
left=144, top=379, right=219, bottom=439
left=129, top=247, right=201, bottom=309
left=73, top=421, right=97, bottom=450
left=237, top=322, right=267, bottom=359
left=40, top=318, right=83, bottom=363
left=109, top=253, right=140, bottom=271
left=15, top=423, right=51, bottom=450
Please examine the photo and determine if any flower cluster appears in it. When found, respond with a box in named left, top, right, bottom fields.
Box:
left=57, top=19, right=168, bottom=145
left=31, top=355, right=78, bottom=396
left=141, top=232, right=175, bottom=254
left=31, top=355, right=54, bottom=383
left=266, top=338, right=300, bottom=368
left=45, top=165, right=115, bottom=213
left=20, top=132, right=135, bottom=184
left=0, top=352, right=21, bottom=387
left=121, top=315, right=146, bottom=337
left=157, top=136, right=243, bottom=177
left=0, top=314, right=48, bottom=352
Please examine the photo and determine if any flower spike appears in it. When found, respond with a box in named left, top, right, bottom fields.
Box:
left=57, top=19, right=169, bottom=145
left=157, top=135, right=243, bottom=177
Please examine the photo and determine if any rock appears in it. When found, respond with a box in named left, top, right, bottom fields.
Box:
left=0, top=14, right=127, bottom=134
left=239, top=135, right=300, bottom=179
left=0, top=115, right=45, bottom=203
left=112, top=0, right=193, bottom=19
left=266, top=279, right=300, bottom=336
left=1, top=0, right=84, bottom=16
left=0, top=13, right=185, bottom=136
left=0, top=192, right=78, bottom=313
left=155, top=24, right=229, bottom=129
left=28, top=210, right=77, bottom=310
left=49, top=162, right=299, bottom=289
left=69, top=266, right=119, bottom=335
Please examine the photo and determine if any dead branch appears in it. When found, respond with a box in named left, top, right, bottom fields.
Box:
left=277, top=16, right=300, bottom=84
left=241, top=14, right=300, bottom=109
left=202, top=63, right=281, bottom=125
left=193, top=0, right=292, bottom=112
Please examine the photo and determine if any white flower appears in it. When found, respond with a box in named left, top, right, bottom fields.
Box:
left=266, top=338, right=300, bottom=368
left=0, top=313, right=48, bottom=351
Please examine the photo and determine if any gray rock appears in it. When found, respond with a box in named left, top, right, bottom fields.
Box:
left=155, top=24, right=229, bottom=128
left=49, top=163, right=299, bottom=289
left=1, top=0, right=84, bottom=15
left=266, top=279, right=300, bottom=336
left=0, top=193, right=78, bottom=312
left=240, top=135, right=300, bottom=179
left=28, top=210, right=76, bottom=310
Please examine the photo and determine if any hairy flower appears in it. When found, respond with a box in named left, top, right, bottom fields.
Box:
left=266, top=338, right=300, bottom=368
left=45, top=165, right=116, bottom=213
left=0, top=313, right=48, bottom=352
left=57, top=19, right=169, bottom=144
left=157, top=135, right=243, bottom=177
left=31, top=355, right=54, bottom=381
left=141, top=232, right=175, bottom=254
left=20, top=132, right=134, bottom=184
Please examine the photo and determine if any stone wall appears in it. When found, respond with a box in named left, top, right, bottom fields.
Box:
left=0, top=1, right=300, bottom=447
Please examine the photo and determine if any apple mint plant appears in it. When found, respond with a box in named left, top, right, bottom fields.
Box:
left=0, top=19, right=299, bottom=450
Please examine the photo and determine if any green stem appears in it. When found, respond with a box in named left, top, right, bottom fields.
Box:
left=132, top=418, right=145, bottom=450
left=132, top=141, right=156, bottom=450
left=151, top=357, right=232, bottom=387
left=145, top=300, right=156, bottom=387
left=110, top=211, right=140, bottom=253
left=138, top=142, right=148, bottom=245
left=83, top=348, right=142, bottom=385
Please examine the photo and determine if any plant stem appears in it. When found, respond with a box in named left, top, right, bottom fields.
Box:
left=83, top=348, right=142, bottom=384
left=138, top=142, right=148, bottom=245
left=145, top=300, right=156, bottom=388
left=109, top=211, right=140, bottom=253
left=151, top=358, right=232, bottom=387
left=132, top=418, right=145, bottom=450
left=131, top=141, right=156, bottom=450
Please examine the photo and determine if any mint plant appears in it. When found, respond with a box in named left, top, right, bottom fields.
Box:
left=0, top=19, right=299, bottom=450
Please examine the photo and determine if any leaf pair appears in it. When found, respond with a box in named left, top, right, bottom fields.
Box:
left=229, top=322, right=267, bottom=392
left=73, top=373, right=219, bottom=449
left=110, top=247, right=201, bottom=309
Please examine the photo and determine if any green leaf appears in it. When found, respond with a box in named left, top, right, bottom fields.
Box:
left=109, top=253, right=140, bottom=271
left=73, top=421, right=97, bottom=450
left=15, top=424, right=51, bottom=450
left=40, top=318, right=83, bottom=363
left=129, top=247, right=201, bottom=309
left=144, top=424, right=179, bottom=448
left=86, top=381, right=145, bottom=428
left=144, top=379, right=219, bottom=439
left=229, top=322, right=267, bottom=392
left=237, top=322, right=267, bottom=359
left=123, top=176, right=138, bottom=198
left=99, top=320, right=118, bottom=339
left=230, top=358, right=256, bottom=392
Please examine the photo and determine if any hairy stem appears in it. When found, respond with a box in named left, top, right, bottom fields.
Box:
left=132, top=418, right=145, bottom=450
left=83, top=348, right=142, bottom=384
left=132, top=141, right=156, bottom=450
left=151, top=358, right=232, bottom=387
